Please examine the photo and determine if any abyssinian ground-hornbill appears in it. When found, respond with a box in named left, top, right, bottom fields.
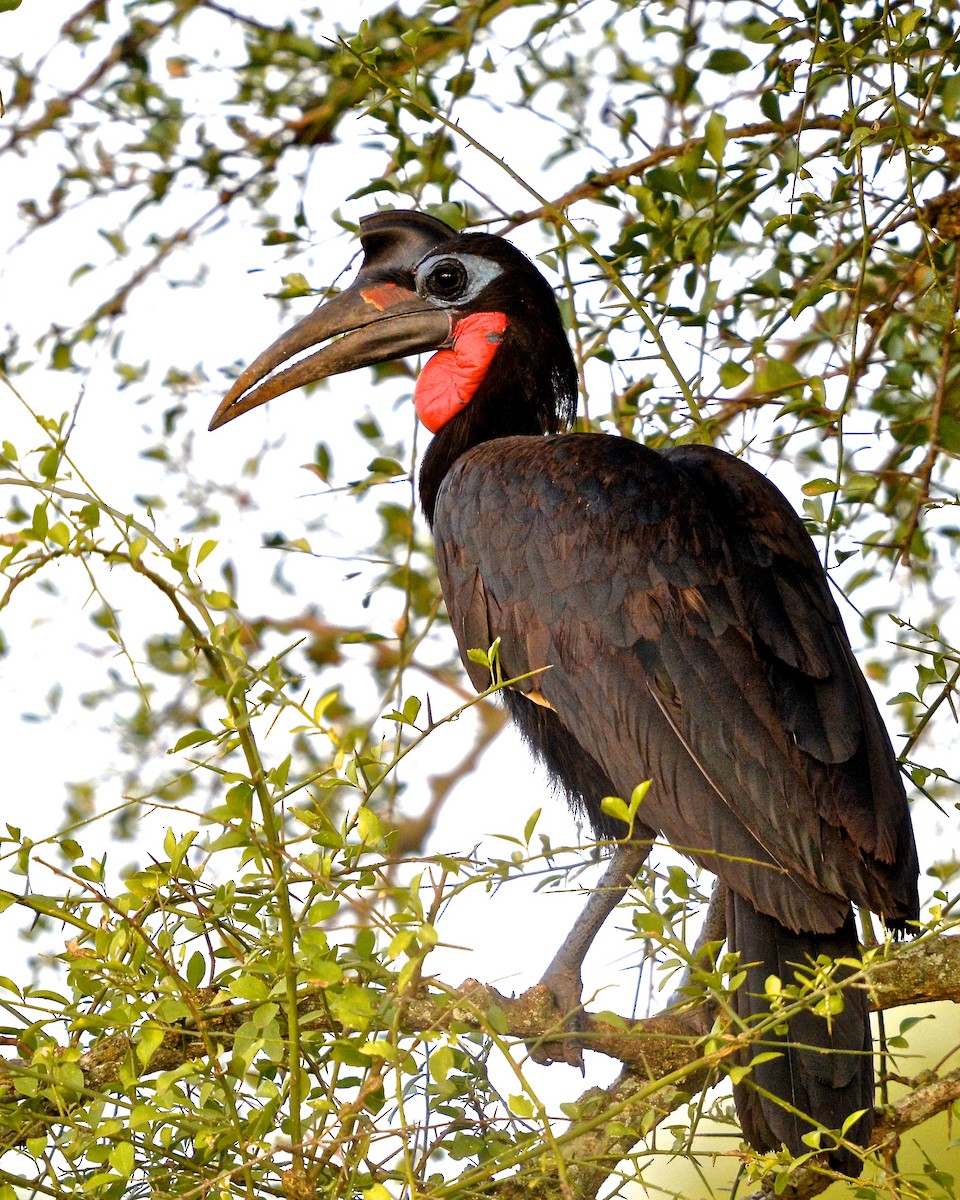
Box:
left=210, top=210, right=919, bottom=1173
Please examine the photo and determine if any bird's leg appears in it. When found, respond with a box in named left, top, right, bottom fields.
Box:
left=666, top=880, right=727, bottom=1025
left=530, top=838, right=650, bottom=1067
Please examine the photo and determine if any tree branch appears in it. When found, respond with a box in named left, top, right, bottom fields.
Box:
left=1, top=928, right=957, bottom=1191
left=505, top=115, right=960, bottom=229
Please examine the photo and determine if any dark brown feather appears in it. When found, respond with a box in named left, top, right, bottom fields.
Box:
left=436, top=434, right=917, bottom=932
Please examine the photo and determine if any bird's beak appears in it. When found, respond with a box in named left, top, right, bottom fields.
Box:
left=209, top=209, right=458, bottom=431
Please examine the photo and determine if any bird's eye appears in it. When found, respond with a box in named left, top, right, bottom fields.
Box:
left=423, top=258, right=468, bottom=302
left=416, top=251, right=503, bottom=305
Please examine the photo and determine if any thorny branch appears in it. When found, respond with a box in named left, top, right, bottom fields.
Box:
left=1, top=930, right=958, bottom=1193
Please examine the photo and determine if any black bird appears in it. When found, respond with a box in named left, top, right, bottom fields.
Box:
left=210, top=210, right=919, bottom=1172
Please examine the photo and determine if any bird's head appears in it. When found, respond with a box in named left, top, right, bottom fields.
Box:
left=209, top=210, right=577, bottom=451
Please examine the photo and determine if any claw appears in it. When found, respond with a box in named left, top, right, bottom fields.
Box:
left=526, top=970, right=587, bottom=1069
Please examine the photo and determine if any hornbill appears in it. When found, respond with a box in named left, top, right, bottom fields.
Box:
left=210, top=210, right=919, bottom=1173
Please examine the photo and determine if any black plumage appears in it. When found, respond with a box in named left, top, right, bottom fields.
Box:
left=211, top=210, right=920, bottom=1173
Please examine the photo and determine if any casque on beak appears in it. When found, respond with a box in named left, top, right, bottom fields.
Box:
left=209, top=210, right=457, bottom=431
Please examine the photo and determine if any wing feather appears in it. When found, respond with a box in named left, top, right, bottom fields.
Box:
left=434, top=434, right=918, bottom=932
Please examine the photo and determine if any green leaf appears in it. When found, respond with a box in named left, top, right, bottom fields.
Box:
left=367, top=456, right=404, bottom=476
left=814, top=992, right=845, bottom=1018
left=429, top=1044, right=454, bottom=1083
left=397, top=957, right=419, bottom=994
left=846, top=125, right=874, bottom=155
left=508, top=1093, right=534, bottom=1117
left=388, top=929, right=414, bottom=961
left=704, top=49, right=751, bottom=74
left=186, top=951, right=206, bottom=988
left=633, top=911, right=664, bottom=935
left=98, top=227, right=128, bottom=256
left=666, top=865, right=692, bottom=898
left=38, top=447, right=60, bottom=478
left=329, top=983, right=375, bottom=1030
left=31, top=503, right=48, bottom=540
left=801, top=478, right=839, bottom=497
left=629, top=780, right=651, bottom=818
left=276, top=272, right=312, bottom=298
left=944, top=74, right=960, bottom=122
left=842, top=474, right=878, bottom=501
left=487, top=1005, right=508, bottom=1034
left=755, top=357, right=803, bottom=395
left=136, top=1022, right=165, bottom=1069
left=51, top=342, right=73, bottom=370
left=719, top=360, right=748, bottom=389
left=174, top=729, right=216, bottom=751
left=230, top=974, right=268, bottom=1003
left=109, top=1141, right=135, bottom=1178
left=163, top=827, right=197, bottom=870
left=204, top=590, right=235, bottom=610
left=760, top=90, right=781, bottom=122
left=600, top=795, right=630, bottom=826
left=48, top=522, right=70, bottom=548
left=307, top=899, right=340, bottom=923
left=357, top=805, right=383, bottom=845
left=446, top=69, right=475, bottom=98
left=704, top=111, right=726, bottom=165
left=128, top=1105, right=153, bottom=1130
left=384, top=695, right=422, bottom=726
left=790, top=282, right=831, bottom=319
left=840, top=1106, right=869, bottom=1134
left=307, top=959, right=343, bottom=985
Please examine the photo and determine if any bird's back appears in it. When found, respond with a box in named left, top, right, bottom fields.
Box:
left=434, top=433, right=919, bottom=932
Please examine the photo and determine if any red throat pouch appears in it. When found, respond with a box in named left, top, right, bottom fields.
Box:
left=414, top=311, right=508, bottom=433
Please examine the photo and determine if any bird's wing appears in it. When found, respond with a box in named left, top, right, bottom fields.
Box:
left=664, top=445, right=913, bottom=861
left=434, top=433, right=917, bottom=930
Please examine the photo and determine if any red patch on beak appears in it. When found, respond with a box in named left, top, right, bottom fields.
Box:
left=414, top=311, right=508, bottom=433
left=360, top=282, right=416, bottom=310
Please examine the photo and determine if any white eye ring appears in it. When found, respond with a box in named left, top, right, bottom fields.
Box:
left=415, top=252, right=504, bottom=307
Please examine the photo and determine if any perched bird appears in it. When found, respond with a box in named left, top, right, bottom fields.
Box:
left=210, top=210, right=919, bottom=1172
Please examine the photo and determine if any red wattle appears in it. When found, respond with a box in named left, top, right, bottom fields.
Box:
left=414, top=311, right=508, bottom=433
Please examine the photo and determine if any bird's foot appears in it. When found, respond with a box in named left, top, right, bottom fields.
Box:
left=525, top=968, right=586, bottom=1069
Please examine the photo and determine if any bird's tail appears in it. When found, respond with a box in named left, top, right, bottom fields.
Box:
left=726, top=891, right=873, bottom=1174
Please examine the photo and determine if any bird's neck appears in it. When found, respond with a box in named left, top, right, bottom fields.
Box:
left=418, top=402, right=519, bottom=526
left=418, top=331, right=577, bottom=527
